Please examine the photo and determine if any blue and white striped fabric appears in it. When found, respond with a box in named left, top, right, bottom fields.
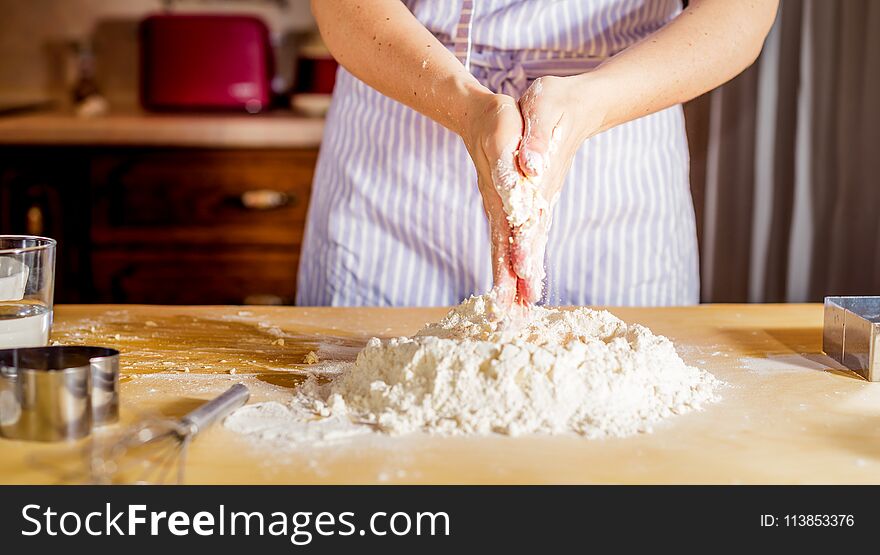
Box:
left=297, top=0, right=699, bottom=307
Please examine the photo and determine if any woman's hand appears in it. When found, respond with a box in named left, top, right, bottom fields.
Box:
left=459, top=92, right=525, bottom=307
left=460, top=79, right=607, bottom=307
left=510, top=75, right=609, bottom=303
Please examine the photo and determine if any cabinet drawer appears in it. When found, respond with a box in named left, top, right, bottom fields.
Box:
left=90, top=149, right=317, bottom=247
left=92, top=249, right=298, bottom=305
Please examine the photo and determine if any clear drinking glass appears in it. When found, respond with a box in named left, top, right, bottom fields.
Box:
left=0, top=236, right=56, bottom=348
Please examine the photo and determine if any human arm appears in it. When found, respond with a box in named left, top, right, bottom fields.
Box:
left=311, top=0, right=526, bottom=304
left=511, top=0, right=780, bottom=302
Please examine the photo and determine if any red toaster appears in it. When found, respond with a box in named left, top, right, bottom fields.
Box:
left=139, top=14, right=274, bottom=112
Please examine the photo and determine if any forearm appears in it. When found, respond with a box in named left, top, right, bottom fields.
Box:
left=580, top=0, right=779, bottom=136
left=311, top=0, right=491, bottom=134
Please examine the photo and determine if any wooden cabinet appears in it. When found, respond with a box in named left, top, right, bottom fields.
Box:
left=89, top=150, right=313, bottom=246
left=88, top=149, right=316, bottom=305
left=1, top=147, right=318, bottom=305
left=91, top=250, right=299, bottom=305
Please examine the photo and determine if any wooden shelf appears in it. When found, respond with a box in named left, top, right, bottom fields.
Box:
left=0, top=110, right=325, bottom=149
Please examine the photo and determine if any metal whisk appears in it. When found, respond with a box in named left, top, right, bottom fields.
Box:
left=85, top=383, right=250, bottom=484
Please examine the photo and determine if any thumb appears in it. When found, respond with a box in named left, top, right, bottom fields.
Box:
left=517, top=120, right=551, bottom=178
left=517, top=81, right=552, bottom=178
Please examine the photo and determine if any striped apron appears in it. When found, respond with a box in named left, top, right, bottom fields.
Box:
left=297, top=0, right=699, bottom=307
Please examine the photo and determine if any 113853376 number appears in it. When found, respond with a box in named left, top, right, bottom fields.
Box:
left=783, top=514, right=854, bottom=527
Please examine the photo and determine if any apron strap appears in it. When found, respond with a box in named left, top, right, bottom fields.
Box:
left=453, top=0, right=476, bottom=71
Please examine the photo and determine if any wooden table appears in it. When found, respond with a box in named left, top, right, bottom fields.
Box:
left=2, top=303, right=877, bottom=485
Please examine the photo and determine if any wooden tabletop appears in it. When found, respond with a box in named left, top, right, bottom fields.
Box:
left=2, top=303, right=877, bottom=485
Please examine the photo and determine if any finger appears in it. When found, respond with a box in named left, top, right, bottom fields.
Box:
left=493, top=264, right=517, bottom=308
left=509, top=208, right=552, bottom=304
left=515, top=279, right=535, bottom=306
left=516, top=256, right=545, bottom=305
left=510, top=232, right=547, bottom=304
left=492, top=226, right=517, bottom=307
left=488, top=201, right=518, bottom=307
left=477, top=172, right=518, bottom=308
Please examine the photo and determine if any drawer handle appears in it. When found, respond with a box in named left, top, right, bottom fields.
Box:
left=243, top=294, right=285, bottom=306
left=240, top=189, right=292, bottom=211
left=26, top=205, right=44, bottom=236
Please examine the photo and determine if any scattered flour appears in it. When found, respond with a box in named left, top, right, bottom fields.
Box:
left=738, top=353, right=847, bottom=375
left=224, top=401, right=369, bottom=446
left=223, top=295, right=721, bottom=446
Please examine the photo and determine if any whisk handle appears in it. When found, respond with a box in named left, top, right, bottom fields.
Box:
left=181, top=383, right=250, bottom=436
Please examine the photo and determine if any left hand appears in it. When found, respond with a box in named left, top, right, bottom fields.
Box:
left=458, top=92, right=526, bottom=308
left=510, top=75, right=608, bottom=303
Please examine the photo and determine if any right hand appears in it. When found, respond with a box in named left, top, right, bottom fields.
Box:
left=458, top=92, right=524, bottom=308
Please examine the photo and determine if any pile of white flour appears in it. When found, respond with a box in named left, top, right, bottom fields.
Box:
left=286, top=294, right=720, bottom=439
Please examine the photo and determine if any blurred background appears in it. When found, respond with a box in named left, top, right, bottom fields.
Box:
left=0, top=0, right=877, bottom=305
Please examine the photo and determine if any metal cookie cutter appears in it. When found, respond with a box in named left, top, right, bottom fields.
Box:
left=823, top=296, right=880, bottom=381
left=0, top=346, right=120, bottom=441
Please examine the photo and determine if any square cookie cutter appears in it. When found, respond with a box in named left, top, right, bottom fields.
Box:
left=823, top=296, right=880, bottom=381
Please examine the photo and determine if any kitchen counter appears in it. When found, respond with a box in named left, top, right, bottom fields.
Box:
left=2, top=303, right=879, bottom=485
left=0, top=109, right=324, bottom=148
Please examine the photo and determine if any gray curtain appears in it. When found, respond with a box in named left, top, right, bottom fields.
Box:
left=689, top=0, right=880, bottom=303
left=808, top=0, right=880, bottom=298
